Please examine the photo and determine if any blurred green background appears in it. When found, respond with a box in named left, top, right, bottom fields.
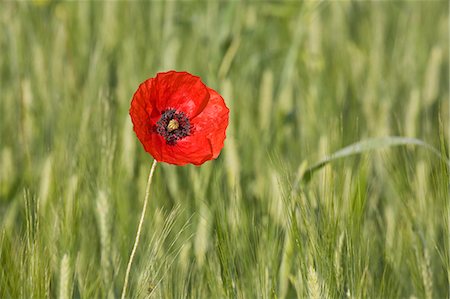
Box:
left=0, top=1, right=448, bottom=298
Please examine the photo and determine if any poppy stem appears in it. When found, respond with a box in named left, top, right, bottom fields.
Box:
left=121, top=159, right=158, bottom=299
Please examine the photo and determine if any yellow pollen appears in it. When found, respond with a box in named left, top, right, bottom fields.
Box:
left=167, top=119, right=179, bottom=132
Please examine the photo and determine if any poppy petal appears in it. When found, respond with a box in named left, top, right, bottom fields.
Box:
left=152, top=71, right=209, bottom=118
left=156, top=134, right=214, bottom=166
left=130, top=78, right=152, bottom=115
left=130, top=79, right=155, bottom=143
left=191, top=88, right=230, bottom=159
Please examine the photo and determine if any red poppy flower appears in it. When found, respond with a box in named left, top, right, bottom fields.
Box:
left=129, top=71, right=230, bottom=166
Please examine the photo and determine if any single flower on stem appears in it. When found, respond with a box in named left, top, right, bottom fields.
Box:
left=122, top=71, right=229, bottom=299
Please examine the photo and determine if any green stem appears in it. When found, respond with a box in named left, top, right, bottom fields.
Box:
left=121, top=159, right=158, bottom=299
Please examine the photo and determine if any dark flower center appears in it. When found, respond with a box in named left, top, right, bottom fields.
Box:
left=155, top=109, right=190, bottom=145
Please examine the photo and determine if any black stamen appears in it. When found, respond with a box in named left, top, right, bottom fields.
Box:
left=155, top=109, right=191, bottom=145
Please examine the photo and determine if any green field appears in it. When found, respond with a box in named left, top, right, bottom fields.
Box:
left=0, top=2, right=449, bottom=298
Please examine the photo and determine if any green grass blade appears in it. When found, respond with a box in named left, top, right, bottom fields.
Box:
left=298, top=137, right=449, bottom=184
